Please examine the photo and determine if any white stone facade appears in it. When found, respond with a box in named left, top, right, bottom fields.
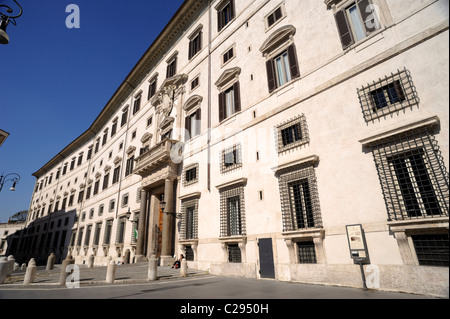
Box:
left=19, top=0, right=448, bottom=297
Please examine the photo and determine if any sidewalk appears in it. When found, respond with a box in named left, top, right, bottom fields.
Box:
left=1, top=262, right=209, bottom=288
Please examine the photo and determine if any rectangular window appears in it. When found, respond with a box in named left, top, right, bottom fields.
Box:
left=185, top=206, right=196, bottom=240
left=217, top=0, right=235, bottom=32
left=189, top=31, right=202, bottom=59
left=185, top=109, right=201, bottom=141
left=334, top=0, right=380, bottom=49
left=267, top=6, right=283, bottom=28
left=121, top=108, right=128, bottom=127
left=111, top=121, right=117, bottom=137
left=370, top=126, right=448, bottom=221
left=227, top=196, right=242, bottom=236
left=278, top=164, right=322, bottom=232
left=102, top=173, right=109, bottom=190
left=297, top=241, right=317, bottom=264
left=93, top=223, right=102, bottom=246
left=166, top=57, right=177, bottom=78
left=84, top=225, right=92, bottom=246
left=112, top=166, right=121, bottom=184
left=133, top=95, right=141, bottom=115
left=266, top=45, right=299, bottom=93
left=116, top=217, right=126, bottom=244
left=218, top=82, right=241, bottom=122
left=221, top=144, right=242, bottom=173
left=276, top=114, right=309, bottom=153
left=358, top=69, right=418, bottom=122
left=412, top=234, right=449, bottom=267
left=220, top=184, right=246, bottom=237
left=186, top=167, right=197, bottom=183
left=223, top=47, right=234, bottom=64
left=148, top=78, right=157, bottom=100
left=125, top=157, right=135, bottom=176
left=181, top=198, right=199, bottom=240
left=103, top=220, right=113, bottom=245
left=228, top=244, right=241, bottom=263
left=289, top=179, right=315, bottom=229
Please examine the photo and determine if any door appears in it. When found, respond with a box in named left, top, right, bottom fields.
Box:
left=258, top=238, right=275, bottom=279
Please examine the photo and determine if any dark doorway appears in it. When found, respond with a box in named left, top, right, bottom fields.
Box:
left=258, top=238, right=275, bottom=279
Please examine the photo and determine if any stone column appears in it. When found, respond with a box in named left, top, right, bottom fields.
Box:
left=135, top=189, right=148, bottom=262
left=160, top=177, right=175, bottom=266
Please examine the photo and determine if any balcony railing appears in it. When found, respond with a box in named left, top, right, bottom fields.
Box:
left=134, top=138, right=182, bottom=176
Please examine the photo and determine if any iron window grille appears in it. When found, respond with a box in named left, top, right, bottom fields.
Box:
left=411, top=234, right=449, bottom=267
left=358, top=68, right=419, bottom=122
left=220, top=185, right=246, bottom=237
left=221, top=144, right=242, bottom=173
left=228, top=244, right=242, bottom=263
left=371, top=126, right=449, bottom=221
left=297, top=241, right=317, bottom=264
left=185, top=246, right=194, bottom=261
left=278, top=164, right=322, bottom=232
left=276, top=114, right=309, bottom=153
left=183, top=163, right=199, bottom=187
left=180, top=198, right=199, bottom=240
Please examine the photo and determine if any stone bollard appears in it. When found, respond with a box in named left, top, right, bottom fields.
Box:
left=148, top=255, right=158, bottom=281
left=180, top=259, right=187, bottom=277
left=7, top=256, right=15, bottom=276
left=59, top=254, right=75, bottom=286
left=0, top=257, right=9, bottom=284
left=23, top=258, right=37, bottom=285
left=14, top=262, right=19, bottom=271
left=87, top=255, right=95, bottom=269
left=46, top=253, right=56, bottom=271
left=21, top=263, right=26, bottom=270
left=106, top=260, right=116, bottom=284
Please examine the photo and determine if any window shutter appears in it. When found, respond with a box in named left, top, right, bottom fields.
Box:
left=185, top=116, right=191, bottom=141
left=189, top=41, right=193, bottom=60
left=233, top=81, right=241, bottom=112
left=230, top=0, right=235, bottom=20
left=393, top=80, right=406, bottom=102
left=196, top=108, right=201, bottom=136
left=334, top=10, right=354, bottom=49
left=266, top=60, right=276, bottom=93
left=218, top=10, right=223, bottom=32
left=287, top=44, right=300, bottom=79
left=198, top=31, right=202, bottom=53
left=357, top=0, right=379, bottom=35
left=219, top=92, right=225, bottom=122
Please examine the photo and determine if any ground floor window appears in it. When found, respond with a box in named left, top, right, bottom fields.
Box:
left=228, top=244, right=242, bottom=263
left=297, top=241, right=317, bottom=264
left=412, top=234, right=449, bottom=267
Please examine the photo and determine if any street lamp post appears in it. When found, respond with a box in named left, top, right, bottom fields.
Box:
left=0, top=172, right=20, bottom=192
left=159, top=201, right=182, bottom=219
left=0, top=0, right=23, bottom=45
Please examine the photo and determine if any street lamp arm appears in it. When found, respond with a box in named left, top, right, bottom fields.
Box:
left=0, top=0, right=23, bottom=20
left=0, top=172, right=21, bottom=192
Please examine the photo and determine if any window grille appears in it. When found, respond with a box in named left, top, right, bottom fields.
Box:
left=228, top=244, right=242, bottom=263
left=371, top=126, right=449, bottom=221
left=220, top=144, right=242, bottom=173
left=358, top=68, right=419, bottom=122
left=297, top=241, right=317, bottom=264
left=180, top=198, right=198, bottom=240
left=276, top=114, right=309, bottom=153
left=412, top=234, right=449, bottom=267
left=278, top=164, right=322, bottom=232
left=220, top=185, right=246, bottom=237
left=183, top=163, right=199, bottom=187
left=116, top=217, right=126, bottom=244
left=185, top=246, right=194, bottom=261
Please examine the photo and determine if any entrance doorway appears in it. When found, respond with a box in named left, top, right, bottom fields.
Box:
left=258, top=238, right=275, bottom=279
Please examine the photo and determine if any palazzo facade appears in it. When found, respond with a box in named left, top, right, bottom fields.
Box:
left=17, top=0, right=448, bottom=297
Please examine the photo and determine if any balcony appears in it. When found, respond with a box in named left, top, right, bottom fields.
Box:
left=134, top=138, right=182, bottom=176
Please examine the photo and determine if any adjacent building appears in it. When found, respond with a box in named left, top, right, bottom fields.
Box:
left=15, top=0, right=449, bottom=297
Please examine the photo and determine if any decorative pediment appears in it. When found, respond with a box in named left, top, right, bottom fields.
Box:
left=215, top=67, right=241, bottom=91
left=103, top=165, right=111, bottom=172
left=126, top=146, right=136, bottom=155
left=141, top=132, right=153, bottom=144
left=159, top=116, right=175, bottom=131
left=151, top=74, right=189, bottom=107
left=183, top=95, right=203, bottom=113
left=113, top=156, right=122, bottom=165
left=259, top=25, right=296, bottom=56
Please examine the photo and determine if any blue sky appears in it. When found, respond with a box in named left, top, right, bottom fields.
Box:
left=0, top=0, right=184, bottom=223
